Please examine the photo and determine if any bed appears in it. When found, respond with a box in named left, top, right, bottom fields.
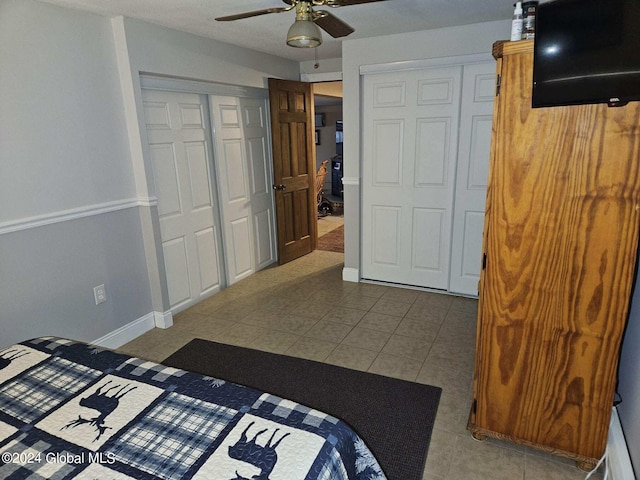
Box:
left=0, top=337, right=386, bottom=480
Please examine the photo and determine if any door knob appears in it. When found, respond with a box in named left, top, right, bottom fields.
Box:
left=272, top=184, right=286, bottom=191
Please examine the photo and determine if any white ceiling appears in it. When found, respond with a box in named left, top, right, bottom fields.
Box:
left=38, top=0, right=513, bottom=62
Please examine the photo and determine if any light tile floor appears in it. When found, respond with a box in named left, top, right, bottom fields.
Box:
left=317, top=213, right=344, bottom=236
left=119, top=250, right=603, bottom=480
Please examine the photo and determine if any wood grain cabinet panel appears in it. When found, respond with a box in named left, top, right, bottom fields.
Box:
left=467, top=40, right=640, bottom=470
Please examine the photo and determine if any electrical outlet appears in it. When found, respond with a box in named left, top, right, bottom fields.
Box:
left=93, top=284, right=107, bottom=305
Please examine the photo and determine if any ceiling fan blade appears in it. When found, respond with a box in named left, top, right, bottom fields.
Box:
left=215, top=7, right=290, bottom=22
left=328, top=0, right=390, bottom=5
left=283, top=0, right=389, bottom=5
left=314, top=11, right=354, bottom=38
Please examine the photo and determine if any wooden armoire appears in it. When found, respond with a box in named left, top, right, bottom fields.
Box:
left=467, top=40, right=640, bottom=469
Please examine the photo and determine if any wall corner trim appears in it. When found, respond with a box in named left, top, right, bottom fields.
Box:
left=300, top=72, right=343, bottom=82
left=608, top=406, right=635, bottom=480
left=0, top=198, right=158, bottom=236
left=359, top=52, right=492, bottom=76
left=154, top=310, right=174, bottom=329
left=342, top=267, right=359, bottom=283
left=341, top=177, right=360, bottom=187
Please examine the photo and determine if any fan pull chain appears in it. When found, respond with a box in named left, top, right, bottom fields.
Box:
left=314, top=47, right=319, bottom=69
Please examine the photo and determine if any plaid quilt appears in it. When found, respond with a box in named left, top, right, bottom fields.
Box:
left=0, top=338, right=386, bottom=480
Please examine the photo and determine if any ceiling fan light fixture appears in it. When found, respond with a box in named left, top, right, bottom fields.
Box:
left=286, top=19, right=322, bottom=47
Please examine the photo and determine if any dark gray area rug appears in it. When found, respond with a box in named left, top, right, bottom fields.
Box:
left=317, top=224, right=344, bottom=252
left=163, top=339, right=442, bottom=480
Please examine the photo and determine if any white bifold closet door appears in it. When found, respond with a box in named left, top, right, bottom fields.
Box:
left=362, top=65, right=463, bottom=290
left=142, top=90, right=224, bottom=311
left=142, top=89, right=276, bottom=312
left=361, top=61, right=494, bottom=295
left=448, top=62, right=496, bottom=295
left=209, top=95, right=276, bottom=284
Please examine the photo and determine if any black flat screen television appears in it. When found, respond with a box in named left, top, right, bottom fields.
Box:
left=532, top=0, right=640, bottom=108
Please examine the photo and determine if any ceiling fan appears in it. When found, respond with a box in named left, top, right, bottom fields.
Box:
left=215, top=0, right=389, bottom=48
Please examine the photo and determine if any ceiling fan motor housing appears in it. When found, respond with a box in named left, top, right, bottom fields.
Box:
left=287, top=2, right=323, bottom=47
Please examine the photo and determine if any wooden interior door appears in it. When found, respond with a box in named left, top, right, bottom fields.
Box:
left=268, top=78, right=317, bottom=264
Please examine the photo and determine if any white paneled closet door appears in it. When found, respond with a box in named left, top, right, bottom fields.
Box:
left=449, top=62, right=495, bottom=295
left=362, top=66, right=463, bottom=289
left=209, top=95, right=276, bottom=284
left=362, top=61, right=494, bottom=294
left=142, top=89, right=224, bottom=311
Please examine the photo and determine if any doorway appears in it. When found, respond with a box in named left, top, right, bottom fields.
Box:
left=313, top=81, right=344, bottom=252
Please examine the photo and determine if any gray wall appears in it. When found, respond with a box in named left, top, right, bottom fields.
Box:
left=0, top=211, right=150, bottom=346
left=0, top=0, right=299, bottom=349
left=0, top=0, right=151, bottom=347
left=618, top=275, right=640, bottom=474
left=123, top=17, right=299, bottom=90
left=0, top=1, right=136, bottom=220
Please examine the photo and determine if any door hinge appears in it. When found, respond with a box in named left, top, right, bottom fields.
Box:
left=495, top=74, right=502, bottom=96
left=482, top=253, right=487, bottom=270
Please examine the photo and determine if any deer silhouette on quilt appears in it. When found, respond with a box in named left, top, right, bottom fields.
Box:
left=0, top=348, right=29, bottom=371
left=228, top=421, right=291, bottom=480
left=62, top=380, right=137, bottom=441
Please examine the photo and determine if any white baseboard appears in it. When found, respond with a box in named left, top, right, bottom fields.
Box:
left=92, top=312, right=158, bottom=349
left=608, top=407, right=635, bottom=480
left=342, top=267, right=359, bottom=283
